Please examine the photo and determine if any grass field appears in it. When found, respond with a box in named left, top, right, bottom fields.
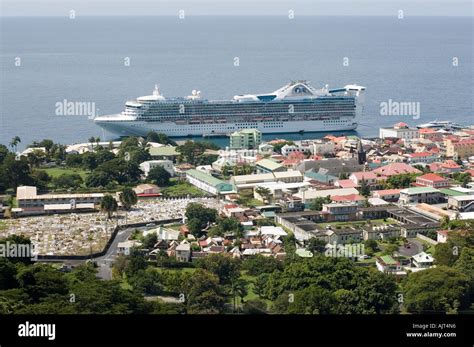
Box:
left=40, top=167, right=89, bottom=180
left=161, top=182, right=206, bottom=197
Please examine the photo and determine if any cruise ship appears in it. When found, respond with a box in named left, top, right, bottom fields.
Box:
left=93, top=81, right=366, bottom=137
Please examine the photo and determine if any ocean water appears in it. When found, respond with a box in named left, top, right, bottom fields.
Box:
left=0, top=16, right=472, bottom=150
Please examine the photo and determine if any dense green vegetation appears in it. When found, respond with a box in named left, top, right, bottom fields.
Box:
left=0, top=132, right=180, bottom=194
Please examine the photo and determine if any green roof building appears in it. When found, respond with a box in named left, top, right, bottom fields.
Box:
left=229, top=129, right=262, bottom=150
left=149, top=146, right=179, bottom=159
left=255, top=158, right=286, bottom=174
left=186, top=169, right=234, bottom=195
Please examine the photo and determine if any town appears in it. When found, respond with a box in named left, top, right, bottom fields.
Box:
left=0, top=123, right=473, bottom=314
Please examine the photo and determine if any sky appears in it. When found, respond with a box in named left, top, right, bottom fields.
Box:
left=0, top=0, right=472, bottom=17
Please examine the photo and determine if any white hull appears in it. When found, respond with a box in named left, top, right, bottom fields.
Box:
left=95, top=119, right=358, bottom=137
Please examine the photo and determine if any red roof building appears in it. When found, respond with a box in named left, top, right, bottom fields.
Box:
left=331, top=194, right=365, bottom=203
left=373, top=163, right=422, bottom=177
left=335, top=179, right=359, bottom=188
left=415, top=173, right=450, bottom=188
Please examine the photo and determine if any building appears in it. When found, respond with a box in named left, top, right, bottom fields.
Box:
left=405, top=152, right=438, bottom=164
left=231, top=171, right=303, bottom=191
left=258, top=143, right=274, bottom=154
left=371, top=189, right=401, bottom=202
left=16, top=186, right=104, bottom=214
left=296, top=158, right=364, bottom=176
left=411, top=252, right=434, bottom=269
left=186, top=169, right=234, bottom=195
left=139, top=160, right=175, bottom=177
left=327, top=228, right=363, bottom=244
left=321, top=203, right=358, bottom=221
left=133, top=184, right=161, bottom=196
left=312, top=140, right=336, bottom=155
left=447, top=195, right=474, bottom=212
left=294, top=187, right=360, bottom=204
left=437, top=230, right=450, bottom=243
left=148, top=146, right=179, bottom=161
left=117, top=240, right=141, bottom=256
left=446, top=139, right=474, bottom=159
left=399, top=187, right=443, bottom=204
left=255, top=158, right=286, bottom=174
left=373, top=162, right=422, bottom=177
left=175, top=241, right=191, bottom=262
left=415, top=173, right=450, bottom=188
left=229, top=129, right=262, bottom=150
left=379, top=122, right=419, bottom=141
left=376, top=255, right=406, bottom=275
left=281, top=144, right=306, bottom=156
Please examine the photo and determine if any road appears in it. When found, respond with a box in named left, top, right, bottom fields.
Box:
left=397, top=238, right=423, bottom=257
left=94, top=226, right=148, bottom=280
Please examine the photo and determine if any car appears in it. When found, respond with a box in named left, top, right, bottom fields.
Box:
left=146, top=223, right=156, bottom=227
left=404, top=243, right=411, bottom=249
left=358, top=255, right=371, bottom=260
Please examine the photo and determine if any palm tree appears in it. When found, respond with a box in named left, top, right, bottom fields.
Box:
left=230, top=279, right=248, bottom=313
left=95, top=137, right=101, bottom=148
left=100, top=195, right=118, bottom=220
left=119, top=188, right=138, bottom=225
left=9, top=136, right=21, bottom=152
left=88, top=136, right=96, bottom=150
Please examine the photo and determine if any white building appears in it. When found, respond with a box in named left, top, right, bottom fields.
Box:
left=411, top=252, right=434, bottom=269
left=117, top=240, right=142, bottom=256
left=139, top=160, right=175, bottom=177
left=379, top=122, right=419, bottom=141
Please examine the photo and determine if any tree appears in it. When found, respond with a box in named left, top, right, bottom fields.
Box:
left=119, top=187, right=138, bottom=211
left=307, top=238, right=326, bottom=254
left=0, top=144, right=9, bottom=164
left=364, top=239, right=379, bottom=255
left=16, top=264, right=69, bottom=303
left=309, top=196, right=331, bottom=211
left=385, top=173, right=418, bottom=189
left=454, top=247, right=474, bottom=296
left=359, top=179, right=371, bottom=197
left=441, top=215, right=450, bottom=229
left=9, top=136, right=21, bottom=152
left=214, top=217, right=244, bottom=239
left=142, top=233, right=158, bottom=249
left=242, top=255, right=282, bottom=276
left=230, top=278, right=248, bottom=312
left=96, top=158, right=142, bottom=184
left=403, top=266, right=470, bottom=313
left=147, top=131, right=172, bottom=145
left=81, top=152, right=98, bottom=171
left=85, top=171, right=111, bottom=188
left=183, top=269, right=225, bottom=314
left=30, top=170, right=51, bottom=190
left=100, top=195, right=118, bottom=219
left=185, top=203, right=217, bottom=236
left=52, top=173, right=83, bottom=189
left=147, top=166, right=171, bottom=186
left=176, top=141, right=206, bottom=165
left=26, top=150, right=45, bottom=168
left=65, top=153, right=83, bottom=167
left=0, top=156, right=33, bottom=191
left=382, top=243, right=398, bottom=256
left=197, top=253, right=240, bottom=285
left=128, top=267, right=163, bottom=295
left=257, top=255, right=398, bottom=314
left=124, top=248, right=147, bottom=279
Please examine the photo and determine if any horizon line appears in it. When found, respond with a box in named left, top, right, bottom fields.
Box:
left=1, top=14, right=473, bottom=18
